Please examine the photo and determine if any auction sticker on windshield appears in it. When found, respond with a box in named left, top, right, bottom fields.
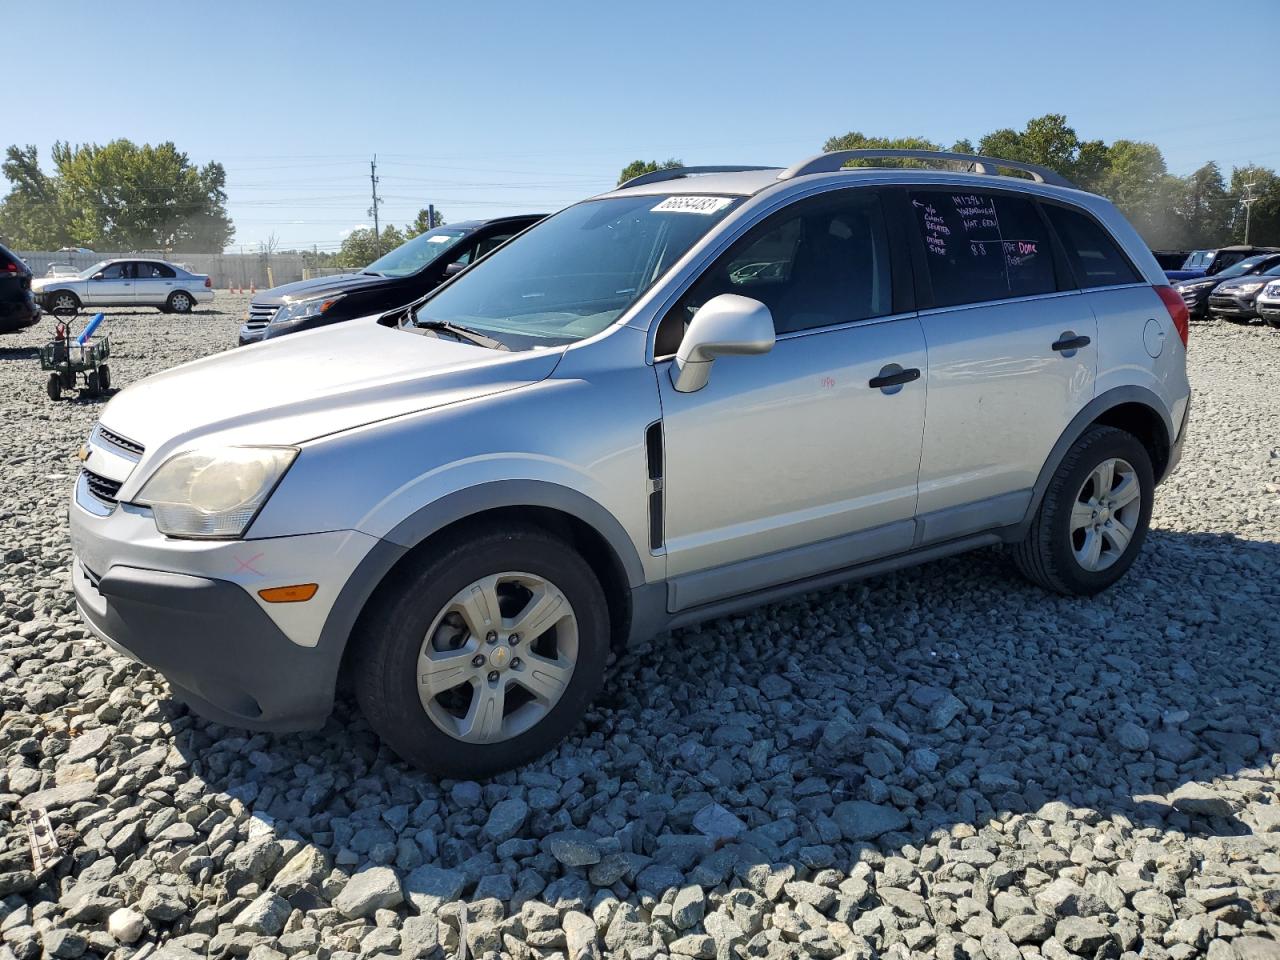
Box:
left=651, top=196, right=735, bottom=215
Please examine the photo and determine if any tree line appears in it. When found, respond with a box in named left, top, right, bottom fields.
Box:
left=619, top=114, right=1280, bottom=250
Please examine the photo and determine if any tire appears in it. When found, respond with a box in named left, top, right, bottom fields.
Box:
left=98, top=365, right=111, bottom=391
left=167, top=291, right=193, bottom=314
left=1013, top=425, right=1154, bottom=596
left=49, top=291, right=80, bottom=313
left=352, top=522, right=610, bottom=778
left=46, top=374, right=61, bottom=401
left=85, top=371, right=100, bottom=394
left=1266, top=318, right=1280, bottom=329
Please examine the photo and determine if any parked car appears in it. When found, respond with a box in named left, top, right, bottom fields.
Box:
left=1174, top=253, right=1280, bottom=318
left=32, top=259, right=213, bottom=314
left=0, top=243, right=41, bottom=334
left=1152, top=250, right=1190, bottom=273
left=45, top=262, right=80, bottom=278
left=1257, top=279, right=1280, bottom=328
left=1165, top=245, right=1280, bottom=283
left=68, top=149, right=1190, bottom=777
left=1207, top=262, right=1280, bottom=321
left=239, top=215, right=544, bottom=345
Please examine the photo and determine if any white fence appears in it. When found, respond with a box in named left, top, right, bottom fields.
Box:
left=15, top=250, right=319, bottom=289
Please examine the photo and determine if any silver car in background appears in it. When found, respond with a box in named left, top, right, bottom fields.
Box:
left=67, top=149, right=1191, bottom=778
left=32, top=257, right=213, bottom=313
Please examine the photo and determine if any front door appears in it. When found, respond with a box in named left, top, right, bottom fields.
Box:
left=904, top=187, right=1097, bottom=538
left=89, top=261, right=134, bottom=305
left=655, top=189, right=927, bottom=611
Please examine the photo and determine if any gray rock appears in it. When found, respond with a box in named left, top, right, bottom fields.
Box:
left=1151, top=729, right=1198, bottom=763
left=692, top=802, right=746, bottom=842
left=1114, top=720, right=1150, bottom=751
left=232, top=892, right=290, bottom=936
left=1055, top=916, right=1111, bottom=955
left=1172, top=783, right=1234, bottom=818
left=926, top=691, right=966, bottom=730
left=1003, top=913, right=1054, bottom=944
left=482, top=797, right=529, bottom=843
left=671, top=885, right=706, bottom=930
left=1233, top=938, right=1280, bottom=960
left=404, top=863, right=466, bottom=913
left=832, top=800, right=908, bottom=840
left=106, top=908, right=145, bottom=944
left=332, top=865, right=403, bottom=919
left=546, top=829, right=603, bottom=866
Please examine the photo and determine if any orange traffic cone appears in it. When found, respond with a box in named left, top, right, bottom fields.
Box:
left=250, top=281, right=257, bottom=295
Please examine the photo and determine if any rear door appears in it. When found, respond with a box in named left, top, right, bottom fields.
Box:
left=90, top=261, right=134, bottom=305
left=132, top=261, right=177, bottom=304
left=905, top=187, right=1097, bottom=542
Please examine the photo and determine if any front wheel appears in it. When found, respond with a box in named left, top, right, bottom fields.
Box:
left=46, top=374, right=61, bottom=401
left=1013, top=425, right=1154, bottom=596
left=352, top=523, right=610, bottom=778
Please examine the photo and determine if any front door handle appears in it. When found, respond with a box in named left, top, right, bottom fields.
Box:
left=1052, top=332, right=1091, bottom=353
left=869, top=365, right=921, bottom=392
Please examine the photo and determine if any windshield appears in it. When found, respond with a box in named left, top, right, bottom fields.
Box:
left=408, top=194, right=743, bottom=348
left=364, top=227, right=468, bottom=278
left=1216, top=256, right=1269, bottom=280
left=1182, top=250, right=1213, bottom=269
left=80, top=260, right=112, bottom=278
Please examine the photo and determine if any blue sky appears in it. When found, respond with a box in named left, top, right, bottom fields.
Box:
left=8, top=0, right=1279, bottom=251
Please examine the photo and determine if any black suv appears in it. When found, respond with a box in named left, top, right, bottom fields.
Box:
left=239, top=215, right=544, bottom=345
left=0, top=243, right=40, bottom=335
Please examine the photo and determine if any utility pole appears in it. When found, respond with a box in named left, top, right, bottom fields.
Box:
left=369, top=155, right=382, bottom=256
left=1242, top=181, right=1257, bottom=245
left=428, top=204, right=436, bottom=230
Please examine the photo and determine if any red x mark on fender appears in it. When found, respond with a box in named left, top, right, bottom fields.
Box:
left=233, top=553, right=264, bottom=576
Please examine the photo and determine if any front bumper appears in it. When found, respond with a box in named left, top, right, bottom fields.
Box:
left=1258, top=299, right=1280, bottom=321
left=1178, top=288, right=1212, bottom=316
left=237, top=324, right=267, bottom=346
left=70, top=485, right=382, bottom=730
left=1207, top=294, right=1258, bottom=317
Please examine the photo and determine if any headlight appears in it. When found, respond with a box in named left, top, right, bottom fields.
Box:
left=268, top=293, right=344, bottom=329
left=1264, top=282, right=1280, bottom=298
left=1185, top=281, right=1215, bottom=291
left=1232, top=282, right=1264, bottom=295
left=133, top=446, right=298, bottom=539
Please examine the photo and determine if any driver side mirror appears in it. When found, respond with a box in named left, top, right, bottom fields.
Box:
left=443, top=261, right=466, bottom=277
left=671, top=293, right=775, bottom=393
left=91, top=272, right=104, bottom=281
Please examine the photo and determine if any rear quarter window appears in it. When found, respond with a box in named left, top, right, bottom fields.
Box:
left=1043, top=205, right=1140, bottom=288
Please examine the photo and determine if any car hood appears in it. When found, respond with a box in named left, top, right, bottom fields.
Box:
left=31, top=276, right=81, bottom=291
left=1174, top=277, right=1219, bottom=290
left=97, top=319, right=564, bottom=483
left=252, top=272, right=389, bottom=305
left=1212, top=276, right=1272, bottom=293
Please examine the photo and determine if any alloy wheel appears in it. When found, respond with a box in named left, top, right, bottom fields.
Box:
left=416, top=571, right=578, bottom=744
left=1070, top=457, right=1142, bottom=572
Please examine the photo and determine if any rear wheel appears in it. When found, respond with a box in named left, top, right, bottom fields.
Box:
left=97, top=365, right=111, bottom=391
left=1014, top=426, right=1154, bottom=596
left=46, top=374, right=61, bottom=401
left=167, top=291, right=193, bottom=314
left=352, top=523, right=610, bottom=778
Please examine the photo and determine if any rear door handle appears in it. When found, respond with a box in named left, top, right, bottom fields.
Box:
left=1051, top=333, right=1091, bottom=353
left=869, top=365, right=921, bottom=391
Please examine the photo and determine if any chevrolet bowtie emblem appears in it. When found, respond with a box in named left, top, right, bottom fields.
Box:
left=77, top=446, right=90, bottom=462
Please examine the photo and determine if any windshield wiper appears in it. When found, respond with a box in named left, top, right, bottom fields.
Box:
left=413, top=319, right=509, bottom=351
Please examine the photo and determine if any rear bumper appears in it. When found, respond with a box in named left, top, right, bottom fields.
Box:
left=1165, top=394, right=1191, bottom=480
left=0, top=299, right=41, bottom=334
left=75, top=562, right=341, bottom=730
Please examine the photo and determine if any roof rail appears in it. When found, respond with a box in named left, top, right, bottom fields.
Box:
left=617, top=165, right=778, bottom=189
left=777, top=149, right=1074, bottom=188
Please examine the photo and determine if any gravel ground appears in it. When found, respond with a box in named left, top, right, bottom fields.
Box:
left=1, top=293, right=1278, bottom=960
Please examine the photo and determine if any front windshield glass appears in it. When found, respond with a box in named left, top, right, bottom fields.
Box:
left=364, top=227, right=468, bottom=278
left=80, top=260, right=111, bottom=278
left=1183, top=250, right=1211, bottom=269
left=1216, top=256, right=1267, bottom=280
left=408, top=194, right=743, bottom=348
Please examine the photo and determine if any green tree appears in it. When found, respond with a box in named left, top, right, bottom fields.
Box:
left=338, top=224, right=407, bottom=268
left=0, top=140, right=233, bottom=251
left=617, top=158, right=682, bottom=186
left=1171, top=162, right=1233, bottom=248
left=821, top=131, right=954, bottom=169
left=976, top=113, right=1110, bottom=186
left=1229, top=166, right=1280, bottom=246
left=403, top=207, right=447, bottom=240
left=1096, top=140, right=1178, bottom=245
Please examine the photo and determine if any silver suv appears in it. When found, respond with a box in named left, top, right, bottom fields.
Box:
left=69, top=150, right=1192, bottom=777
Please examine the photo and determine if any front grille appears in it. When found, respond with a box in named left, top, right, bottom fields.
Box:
left=82, top=469, right=122, bottom=507
left=246, top=302, right=278, bottom=330
left=96, top=425, right=144, bottom=458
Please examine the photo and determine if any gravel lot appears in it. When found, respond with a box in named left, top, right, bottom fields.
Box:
left=1, top=292, right=1278, bottom=960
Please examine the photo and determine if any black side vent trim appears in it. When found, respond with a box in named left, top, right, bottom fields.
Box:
left=645, top=421, right=664, bottom=551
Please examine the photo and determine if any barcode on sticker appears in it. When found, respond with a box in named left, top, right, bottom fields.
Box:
left=651, top=196, right=734, bottom=215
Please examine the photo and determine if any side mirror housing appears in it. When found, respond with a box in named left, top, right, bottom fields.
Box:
left=670, top=293, right=774, bottom=393
left=443, top=261, right=466, bottom=277
left=91, top=273, right=104, bottom=281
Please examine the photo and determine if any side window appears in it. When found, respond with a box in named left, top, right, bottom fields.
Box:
left=474, top=234, right=513, bottom=259
left=100, top=262, right=129, bottom=280
left=910, top=190, right=1056, bottom=308
left=1043, top=205, right=1139, bottom=288
left=657, top=190, right=893, bottom=353
left=138, top=262, right=176, bottom=279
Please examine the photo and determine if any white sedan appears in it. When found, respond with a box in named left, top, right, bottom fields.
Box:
left=32, top=258, right=213, bottom=314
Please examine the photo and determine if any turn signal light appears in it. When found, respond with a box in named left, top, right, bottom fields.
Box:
left=258, top=583, right=318, bottom=603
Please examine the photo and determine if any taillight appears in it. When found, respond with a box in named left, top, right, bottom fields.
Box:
left=2, top=262, right=17, bottom=273
left=1154, top=285, right=1189, bottom=349
left=204, top=276, right=212, bottom=288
